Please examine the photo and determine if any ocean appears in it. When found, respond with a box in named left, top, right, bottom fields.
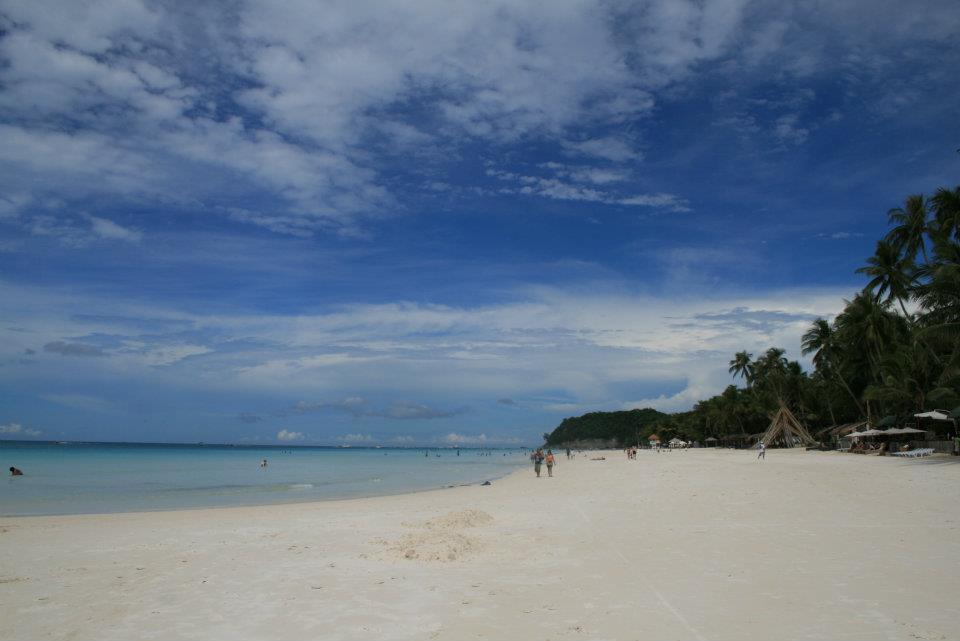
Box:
left=0, top=441, right=529, bottom=516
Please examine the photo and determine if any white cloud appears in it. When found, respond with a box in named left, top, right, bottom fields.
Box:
left=276, top=429, right=304, bottom=442
left=135, top=344, right=213, bottom=367
left=88, top=216, right=143, bottom=243
left=339, top=433, right=373, bottom=443
left=0, top=423, right=42, bottom=437
left=488, top=165, right=689, bottom=212
left=617, top=193, right=690, bottom=211
left=441, top=432, right=488, bottom=445
left=563, top=137, right=641, bottom=162
left=0, top=278, right=851, bottom=418
left=2, top=0, right=951, bottom=237
left=40, top=394, right=111, bottom=411
left=0, top=0, right=754, bottom=234
left=773, top=113, right=810, bottom=146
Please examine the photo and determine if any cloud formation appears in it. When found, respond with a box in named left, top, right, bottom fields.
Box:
left=6, top=0, right=949, bottom=238
left=43, top=341, right=104, bottom=357
left=292, top=398, right=464, bottom=420
left=0, top=423, right=42, bottom=437
left=1, top=279, right=850, bottom=426
left=276, top=429, right=304, bottom=442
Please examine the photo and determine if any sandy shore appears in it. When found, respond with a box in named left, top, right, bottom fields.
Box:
left=2, top=448, right=958, bottom=641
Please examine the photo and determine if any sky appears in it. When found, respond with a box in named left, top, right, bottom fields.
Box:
left=1, top=0, right=959, bottom=447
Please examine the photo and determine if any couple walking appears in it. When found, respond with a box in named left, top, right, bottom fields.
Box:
left=531, top=448, right=556, bottom=477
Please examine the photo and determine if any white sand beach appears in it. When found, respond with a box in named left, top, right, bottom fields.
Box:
left=2, top=449, right=958, bottom=641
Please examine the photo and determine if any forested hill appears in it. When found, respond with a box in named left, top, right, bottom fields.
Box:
left=544, top=408, right=668, bottom=447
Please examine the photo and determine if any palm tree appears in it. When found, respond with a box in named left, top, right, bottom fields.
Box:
left=752, top=347, right=790, bottom=404
left=886, top=194, right=930, bottom=263
left=801, top=318, right=865, bottom=416
left=728, top=351, right=754, bottom=387
left=914, top=233, right=960, bottom=322
left=856, top=239, right=915, bottom=317
left=913, top=234, right=960, bottom=379
left=931, top=185, right=960, bottom=241
left=834, top=292, right=902, bottom=382
left=864, top=343, right=942, bottom=414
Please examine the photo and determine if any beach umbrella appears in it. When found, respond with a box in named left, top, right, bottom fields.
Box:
left=849, top=429, right=885, bottom=438
left=882, top=427, right=927, bottom=435
left=914, top=410, right=951, bottom=421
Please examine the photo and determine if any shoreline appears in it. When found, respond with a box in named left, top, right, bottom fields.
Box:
left=1, top=468, right=522, bottom=523
left=3, top=449, right=958, bottom=641
left=1, top=443, right=528, bottom=518
left=0, top=468, right=522, bottom=520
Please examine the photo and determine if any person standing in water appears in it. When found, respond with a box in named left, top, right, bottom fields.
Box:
left=9, top=466, right=23, bottom=476
left=757, top=442, right=765, bottom=460
left=545, top=450, right=555, bottom=477
left=260, top=458, right=268, bottom=468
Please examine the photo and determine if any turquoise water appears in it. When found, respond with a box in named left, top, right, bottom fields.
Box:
left=0, top=441, right=528, bottom=516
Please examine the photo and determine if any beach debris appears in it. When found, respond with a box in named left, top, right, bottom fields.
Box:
left=481, top=480, right=491, bottom=485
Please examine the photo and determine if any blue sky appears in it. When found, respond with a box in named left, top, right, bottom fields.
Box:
left=1, top=0, right=959, bottom=446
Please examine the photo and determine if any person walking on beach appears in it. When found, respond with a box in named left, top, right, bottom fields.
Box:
left=757, top=442, right=765, bottom=460
left=532, top=448, right=544, bottom=477
left=545, top=450, right=555, bottom=477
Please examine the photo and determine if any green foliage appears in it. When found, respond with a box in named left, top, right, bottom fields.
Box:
left=544, top=408, right=668, bottom=447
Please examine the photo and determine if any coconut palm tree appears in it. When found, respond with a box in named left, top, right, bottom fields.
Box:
left=801, top=318, right=865, bottom=416
left=931, top=185, right=960, bottom=241
left=856, top=239, right=915, bottom=317
left=864, top=343, right=943, bottom=414
left=728, top=351, right=754, bottom=387
left=914, top=234, right=958, bottom=320
left=886, top=194, right=931, bottom=263
left=752, top=347, right=790, bottom=404
left=834, top=292, right=901, bottom=382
